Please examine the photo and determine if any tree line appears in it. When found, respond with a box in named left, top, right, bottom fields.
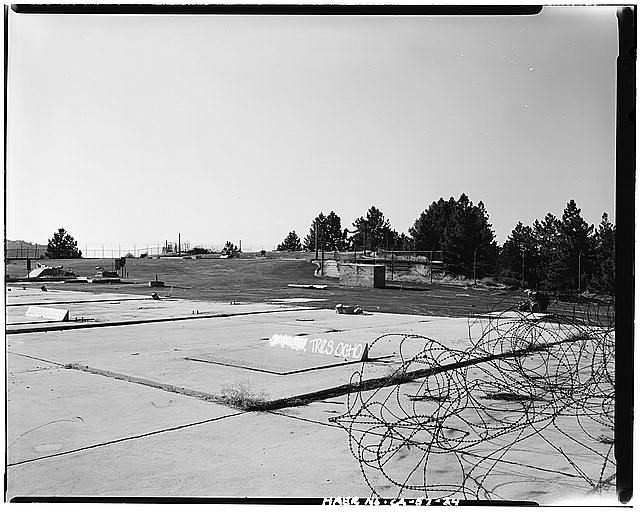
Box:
left=276, top=194, right=615, bottom=294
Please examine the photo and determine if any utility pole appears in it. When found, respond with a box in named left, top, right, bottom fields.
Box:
left=363, top=230, right=366, bottom=257
left=314, top=220, right=319, bottom=260
left=320, top=233, right=325, bottom=276
left=521, top=250, right=525, bottom=288
left=353, top=234, right=356, bottom=261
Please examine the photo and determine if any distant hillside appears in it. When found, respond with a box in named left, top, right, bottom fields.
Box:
left=6, top=239, right=47, bottom=258
left=6, top=240, right=45, bottom=250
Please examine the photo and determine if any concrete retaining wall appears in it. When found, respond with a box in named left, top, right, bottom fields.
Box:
left=313, top=259, right=340, bottom=278
left=338, top=263, right=385, bottom=288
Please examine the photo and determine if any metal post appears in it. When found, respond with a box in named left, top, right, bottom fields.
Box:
left=578, top=249, right=582, bottom=292
left=178, top=233, right=181, bottom=255
left=473, top=247, right=478, bottom=285
left=391, top=251, right=394, bottom=280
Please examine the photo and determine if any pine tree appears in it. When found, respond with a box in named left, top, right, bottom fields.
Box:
left=499, top=222, right=539, bottom=287
left=277, top=231, right=303, bottom=252
left=589, top=212, right=615, bottom=294
left=303, top=213, right=326, bottom=251
left=409, top=197, right=457, bottom=251
left=394, top=232, right=414, bottom=251
left=45, top=228, right=82, bottom=259
left=533, top=213, right=562, bottom=290
left=557, top=200, right=594, bottom=291
left=350, top=206, right=397, bottom=252
left=410, top=194, right=495, bottom=277
left=221, top=241, right=239, bottom=256
left=303, top=211, right=347, bottom=252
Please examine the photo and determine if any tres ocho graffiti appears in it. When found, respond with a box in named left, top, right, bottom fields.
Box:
left=268, top=334, right=366, bottom=360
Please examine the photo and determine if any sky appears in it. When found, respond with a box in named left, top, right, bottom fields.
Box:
left=6, top=6, right=618, bottom=251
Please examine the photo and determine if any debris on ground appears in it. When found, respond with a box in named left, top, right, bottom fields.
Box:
left=335, top=304, right=363, bottom=315
left=27, top=263, right=77, bottom=280
left=89, top=266, right=122, bottom=284
left=518, top=290, right=550, bottom=313
left=150, top=274, right=165, bottom=287
left=287, top=284, right=328, bottom=290
left=25, top=305, right=69, bottom=322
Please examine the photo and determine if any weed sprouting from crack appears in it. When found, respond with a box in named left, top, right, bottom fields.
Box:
left=218, top=380, right=270, bottom=411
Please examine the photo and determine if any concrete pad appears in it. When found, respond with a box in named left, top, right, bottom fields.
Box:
left=7, top=352, right=60, bottom=374
left=5, top=287, right=615, bottom=503
left=6, top=295, right=313, bottom=332
left=6, top=287, right=150, bottom=305
left=7, top=360, right=239, bottom=465
left=271, top=385, right=615, bottom=503
left=4, top=314, right=441, bottom=403
left=6, top=401, right=615, bottom=503
left=8, top=301, right=583, bottom=405
left=6, top=410, right=384, bottom=499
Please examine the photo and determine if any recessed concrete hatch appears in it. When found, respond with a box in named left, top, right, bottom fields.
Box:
left=185, top=345, right=365, bottom=375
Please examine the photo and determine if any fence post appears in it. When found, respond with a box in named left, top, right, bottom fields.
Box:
left=391, top=251, right=394, bottom=280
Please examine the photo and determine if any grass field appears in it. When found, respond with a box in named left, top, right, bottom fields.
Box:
left=5, top=256, right=608, bottom=320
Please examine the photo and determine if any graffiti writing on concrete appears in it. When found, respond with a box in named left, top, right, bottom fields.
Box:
left=269, top=334, right=366, bottom=360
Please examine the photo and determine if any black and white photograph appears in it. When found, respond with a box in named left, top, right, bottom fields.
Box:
left=4, top=4, right=633, bottom=505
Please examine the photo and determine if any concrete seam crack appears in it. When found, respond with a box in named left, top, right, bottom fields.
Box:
left=8, top=411, right=244, bottom=467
